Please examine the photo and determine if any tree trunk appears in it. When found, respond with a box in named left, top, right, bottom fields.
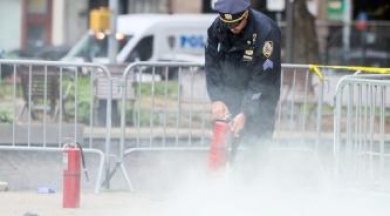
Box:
left=293, top=0, right=319, bottom=64
left=283, top=0, right=319, bottom=97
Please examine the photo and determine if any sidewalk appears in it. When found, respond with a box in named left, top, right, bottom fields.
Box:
left=0, top=191, right=165, bottom=216
left=2, top=184, right=390, bottom=216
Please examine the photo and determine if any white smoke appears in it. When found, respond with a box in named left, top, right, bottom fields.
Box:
left=152, top=145, right=390, bottom=216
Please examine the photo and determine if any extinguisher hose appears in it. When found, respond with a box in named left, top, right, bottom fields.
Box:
left=224, top=114, right=241, bottom=166
left=75, top=142, right=90, bottom=182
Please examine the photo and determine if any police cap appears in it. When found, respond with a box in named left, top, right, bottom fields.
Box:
left=214, top=0, right=250, bottom=28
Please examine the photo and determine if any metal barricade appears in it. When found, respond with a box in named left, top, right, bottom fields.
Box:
left=114, top=62, right=207, bottom=190
left=0, top=59, right=113, bottom=193
left=5, top=59, right=388, bottom=192
left=114, top=62, right=331, bottom=191
left=277, top=64, right=327, bottom=148
left=334, top=74, right=390, bottom=192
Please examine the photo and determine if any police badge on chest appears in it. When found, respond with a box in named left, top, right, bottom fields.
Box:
left=243, top=40, right=254, bottom=62
left=243, top=34, right=257, bottom=63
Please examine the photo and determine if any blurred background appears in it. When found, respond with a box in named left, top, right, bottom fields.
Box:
left=0, top=0, right=389, bottom=66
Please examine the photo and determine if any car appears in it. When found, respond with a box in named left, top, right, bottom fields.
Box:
left=34, top=45, right=71, bottom=61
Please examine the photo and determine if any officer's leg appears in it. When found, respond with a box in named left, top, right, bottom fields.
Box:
left=234, top=118, right=274, bottom=182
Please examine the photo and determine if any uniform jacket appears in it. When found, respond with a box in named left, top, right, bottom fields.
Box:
left=205, top=9, right=281, bottom=136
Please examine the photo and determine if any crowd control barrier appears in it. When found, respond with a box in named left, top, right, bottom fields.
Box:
left=2, top=59, right=390, bottom=193
left=114, top=62, right=334, bottom=190
left=334, top=74, right=390, bottom=192
left=0, top=59, right=113, bottom=193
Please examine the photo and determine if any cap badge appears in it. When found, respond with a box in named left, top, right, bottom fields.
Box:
left=262, top=41, right=273, bottom=58
left=224, top=14, right=233, bottom=20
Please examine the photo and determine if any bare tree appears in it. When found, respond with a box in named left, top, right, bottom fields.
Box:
left=293, top=0, right=319, bottom=64
left=250, top=0, right=319, bottom=63
left=291, top=0, right=319, bottom=96
left=251, top=0, right=320, bottom=104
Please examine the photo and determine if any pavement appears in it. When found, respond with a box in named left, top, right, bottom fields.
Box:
left=2, top=144, right=390, bottom=216
left=3, top=182, right=390, bottom=216
left=0, top=191, right=165, bottom=216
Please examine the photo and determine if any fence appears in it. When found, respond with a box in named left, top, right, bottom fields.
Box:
left=1, top=59, right=390, bottom=193
left=334, top=74, right=390, bottom=192
left=117, top=62, right=337, bottom=144
left=114, top=62, right=351, bottom=190
left=0, top=59, right=114, bottom=193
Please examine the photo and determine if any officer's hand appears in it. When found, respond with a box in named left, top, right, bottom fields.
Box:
left=211, top=101, right=229, bottom=121
left=231, top=113, right=246, bottom=137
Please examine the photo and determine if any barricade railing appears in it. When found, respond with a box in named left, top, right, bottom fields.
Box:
left=277, top=64, right=326, bottom=148
left=113, top=62, right=387, bottom=191
left=334, top=74, right=390, bottom=193
left=114, top=62, right=332, bottom=191
left=116, top=63, right=334, bottom=146
left=115, top=62, right=207, bottom=190
left=2, top=59, right=389, bottom=192
left=0, top=59, right=113, bottom=193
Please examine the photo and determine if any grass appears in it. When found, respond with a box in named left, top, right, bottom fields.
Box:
left=137, top=80, right=179, bottom=99
left=0, top=75, right=195, bottom=125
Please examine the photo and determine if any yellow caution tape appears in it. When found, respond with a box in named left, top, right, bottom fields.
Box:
left=308, top=65, right=324, bottom=81
left=308, top=64, right=390, bottom=82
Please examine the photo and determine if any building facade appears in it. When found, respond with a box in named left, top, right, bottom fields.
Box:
left=0, top=0, right=203, bottom=53
left=0, top=0, right=387, bottom=54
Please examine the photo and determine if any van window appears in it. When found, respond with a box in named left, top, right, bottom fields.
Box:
left=65, top=32, right=132, bottom=61
left=125, top=35, right=153, bottom=62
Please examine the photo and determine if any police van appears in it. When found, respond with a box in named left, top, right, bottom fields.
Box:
left=62, top=13, right=217, bottom=65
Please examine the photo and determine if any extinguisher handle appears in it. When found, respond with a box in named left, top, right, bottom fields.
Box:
left=214, top=113, right=232, bottom=124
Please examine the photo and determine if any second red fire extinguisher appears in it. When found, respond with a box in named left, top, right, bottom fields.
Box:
left=62, top=142, right=89, bottom=208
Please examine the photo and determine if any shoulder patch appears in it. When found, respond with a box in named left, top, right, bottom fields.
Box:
left=262, top=41, right=273, bottom=58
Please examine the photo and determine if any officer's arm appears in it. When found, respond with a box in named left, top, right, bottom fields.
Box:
left=240, top=27, right=281, bottom=116
left=205, top=27, right=224, bottom=102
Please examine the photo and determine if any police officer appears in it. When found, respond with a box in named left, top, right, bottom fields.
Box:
left=205, top=0, right=281, bottom=145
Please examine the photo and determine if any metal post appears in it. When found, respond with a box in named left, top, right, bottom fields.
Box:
left=104, top=0, right=119, bottom=189
left=285, top=0, right=295, bottom=63
left=342, top=0, right=351, bottom=62
left=108, top=0, right=118, bottom=63
left=276, top=12, right=282, bottom=28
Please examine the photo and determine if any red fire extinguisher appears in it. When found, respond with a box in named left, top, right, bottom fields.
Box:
left=62, top=142, right=89, bottom=208
left=208, top=120, right=231, bottom=171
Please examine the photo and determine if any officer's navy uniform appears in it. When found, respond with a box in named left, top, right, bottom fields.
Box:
left=205, top=3, right=281, bottom=141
